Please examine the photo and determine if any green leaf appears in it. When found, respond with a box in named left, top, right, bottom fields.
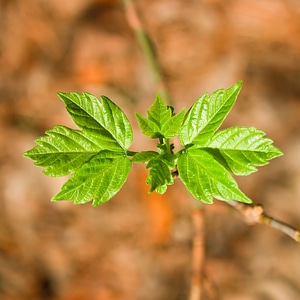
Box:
left=23, top=92, right=134, bottom=205
left=202, top=127, right=283, bottom=175
left=133, top=149, right=176, bottom=194
left=148, top=95, right=173, bottom=127
left=57, top=92, right=133, bottom=150
left=134, top=112, right=161, bottom=138
left=132, top=151, right=159, bottom=162
left=23, top=93, right=133, bottom=177
left=180, top=81, right=242, bottom=146
left=161, top=108, right=185, bottom=138
left=177, top=148, right=251, bottom=204
left=23, top=125, right=122, bottom=176
left=135, top=95, right=185, bottom=139
left=146, top=158, right=174, bottom=194
left=23, top=82, right=283, bottom=207
left=52, top=152, right=132, bottom=206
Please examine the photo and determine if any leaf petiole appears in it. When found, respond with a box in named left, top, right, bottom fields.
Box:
left=126, top=150, right=138, bottom=157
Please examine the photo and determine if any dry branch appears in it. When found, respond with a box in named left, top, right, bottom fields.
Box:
left=227, top=201, right=300, bottom=242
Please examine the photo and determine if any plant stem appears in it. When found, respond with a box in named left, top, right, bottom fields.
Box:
left=165, top=138, right=172, bottom=154
left=189, top=204, right=205, bottom=300
left=127, top=150, right=138, bottom=157
left=123, top=2, right=204, bottom=298
left=123, top=0, right=171, bottom=104
left=227, top=201, right=300, bottom=242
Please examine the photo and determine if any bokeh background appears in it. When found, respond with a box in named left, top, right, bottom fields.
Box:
left=1, top=0, right=300, bottom=299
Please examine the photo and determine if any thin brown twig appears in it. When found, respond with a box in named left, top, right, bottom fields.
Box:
left=189, top=205, right=205, bottom=300
left=227, top=201, right=300, bottom=242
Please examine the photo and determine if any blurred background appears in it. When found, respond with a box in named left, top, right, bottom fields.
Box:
left=1, top=0, right=300, bottom=299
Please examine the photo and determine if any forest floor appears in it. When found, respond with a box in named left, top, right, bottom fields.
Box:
left=1, top=0, right=300, bottom=299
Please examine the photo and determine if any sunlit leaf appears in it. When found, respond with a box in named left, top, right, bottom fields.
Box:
left=146, top=158, right=174, bottom=194
left=177, top=148, right=251, bottom=204
left=52, top=152, right=131, bottom=206
left=135, top=95, right=185, bottom=139
left=23, top=92, right=133, bottom=205
left=203, top=127, right=283, bottom=175
left=180, top=81, right=242, bottom=146
left=132, top=151, right=159, bottom=162
left=57, top=92, right=133, bottom=150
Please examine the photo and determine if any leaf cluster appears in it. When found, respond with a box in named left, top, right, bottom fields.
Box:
left=23, top=82, right=283, bottom=206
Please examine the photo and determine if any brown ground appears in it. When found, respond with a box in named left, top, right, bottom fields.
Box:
left=1, top=0, right=300, bottom=299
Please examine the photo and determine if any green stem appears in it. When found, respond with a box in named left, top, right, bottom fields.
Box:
left=165, top=138, right=172, bottom=155
left=123, top=0, right=171, bottom=105
left=126, top=150, right=138, bottom=157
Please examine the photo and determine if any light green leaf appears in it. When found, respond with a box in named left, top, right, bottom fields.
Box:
left=23, top=126, right=122, bottom=177
left=161, top=108, right=185, bottom=138
left=146, top=158, right=174, bottom=194
left=23, top=92, right=134, bottom=205
left=135, top=95, right=185, bottom=139
left=177, top=148, right=252, bottom=204
left=148, top=95, right=173, bottom=127
left=203, top=127, right=283, bottom=175
left=134, top=150, right=176, bottom=193
left=135, top=112, right=161, bottom=138
left=23, top=82, right=283, bottom=207
left=52, top=152, right=132, bottom=206
left=23, top=92, right=133, bottom=178
left=180, top=81, right=242, bottom=146
left=57, top=92, right=133, bottom=150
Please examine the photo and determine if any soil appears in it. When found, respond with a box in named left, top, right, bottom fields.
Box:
left=1, top=0, right=300, bottom=299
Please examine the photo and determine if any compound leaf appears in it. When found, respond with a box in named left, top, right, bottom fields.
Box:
left=177, top=148, right=251, bottom=204
left=203, top=127, right=283, bottom=175
left=180, top=81, right=242, bottom=146
left=23, top=82, right=283, bottom=207
left=52, top=152, right=131, bottom=206
left=23, top=93, right=133, bottom=177
left=23, top=92, right=133, bottom=205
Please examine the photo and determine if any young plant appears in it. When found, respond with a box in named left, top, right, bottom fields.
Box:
left=23, top=81, right=282, bottom=206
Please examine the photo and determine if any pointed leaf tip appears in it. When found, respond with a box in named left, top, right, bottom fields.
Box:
left=204, top=126, right=283, bottom=176
left=24, top=92, right=134, bottom=206
left=51, top=153, right=132, bottom=206
left=177, top=149, right=252, bottom=204
left=135, top=95, right=185, bottom=139
left=180, top=81, right=243, bottom=146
